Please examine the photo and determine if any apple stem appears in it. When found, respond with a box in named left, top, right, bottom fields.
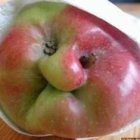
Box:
left=43, top=41, right=57, bottom=56
left=79, top=54, right=96, bottom=69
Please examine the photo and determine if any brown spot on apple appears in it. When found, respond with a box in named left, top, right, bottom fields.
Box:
left=79, top=54, right=96, bottom=69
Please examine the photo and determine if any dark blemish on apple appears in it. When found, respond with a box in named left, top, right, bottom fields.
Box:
left=43, top=41, right=57, bottom=56
left=79, top=54, right=96, bottom=69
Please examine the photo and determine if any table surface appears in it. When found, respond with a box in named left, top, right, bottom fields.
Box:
left=0, top=3, right=140, bottom=140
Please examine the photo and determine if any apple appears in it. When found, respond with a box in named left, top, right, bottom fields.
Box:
left=0, top=1, right=140, bottom=139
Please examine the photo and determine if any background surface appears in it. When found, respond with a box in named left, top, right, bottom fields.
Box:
left=110, top=0, right=140, bottom=3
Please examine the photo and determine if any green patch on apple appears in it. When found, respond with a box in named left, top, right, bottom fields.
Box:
left=16, top=2, right=66, bottom=25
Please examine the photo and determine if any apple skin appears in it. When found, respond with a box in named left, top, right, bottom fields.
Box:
left=0, top=1, right=140, bottom=138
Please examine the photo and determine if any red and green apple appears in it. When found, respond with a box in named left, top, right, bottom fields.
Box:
left=0, top=1, right=140, bottom=138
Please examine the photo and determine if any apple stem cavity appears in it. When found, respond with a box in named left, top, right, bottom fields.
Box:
left=80, top=54, right=96, bottom=69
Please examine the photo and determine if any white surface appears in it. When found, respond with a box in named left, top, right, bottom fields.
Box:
left=0, top=0, right=15, bottom=42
